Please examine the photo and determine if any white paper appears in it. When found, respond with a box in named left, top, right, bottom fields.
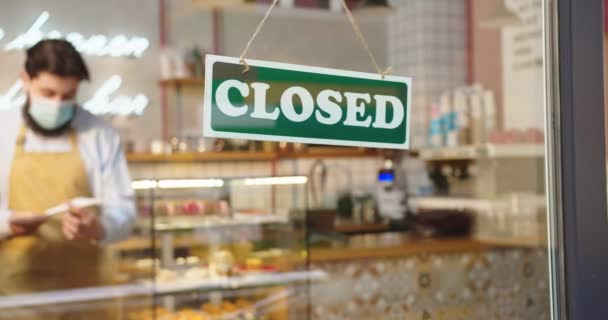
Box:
left=10, top=197, right=102, bottom=224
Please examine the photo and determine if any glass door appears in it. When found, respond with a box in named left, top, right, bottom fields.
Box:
left=0, top=0, right=606, bottom=319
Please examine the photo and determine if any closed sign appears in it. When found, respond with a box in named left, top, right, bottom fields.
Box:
left=203, top=55, right=412, bottom=149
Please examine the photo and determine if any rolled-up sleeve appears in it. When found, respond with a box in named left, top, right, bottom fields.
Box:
left=98, top=133, right=136, bottom=245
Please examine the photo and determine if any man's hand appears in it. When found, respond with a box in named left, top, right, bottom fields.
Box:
left=9, top=212, right=43, bottom=237
left=62, top=206, right=105, bottom=241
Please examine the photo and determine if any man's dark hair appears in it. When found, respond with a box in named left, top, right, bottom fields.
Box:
left=25, top=39, right=90, bottom=81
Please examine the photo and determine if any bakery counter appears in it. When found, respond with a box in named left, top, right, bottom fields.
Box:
left=308, top=233, right=550, bottom=320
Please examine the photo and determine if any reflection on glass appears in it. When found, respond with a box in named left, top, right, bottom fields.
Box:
left=0, top=0, right=552, bottom=319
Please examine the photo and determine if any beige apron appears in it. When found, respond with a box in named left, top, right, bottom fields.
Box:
left=0, top=126, right=112, bottom=319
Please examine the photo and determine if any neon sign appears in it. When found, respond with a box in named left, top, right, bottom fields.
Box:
left=3, top=12, right=150, bottom=58
left=0, top=81, right=26, bottom=110
left=83, top=76, right=149, bottom=116
left=0, top=76, right=149, bottom=116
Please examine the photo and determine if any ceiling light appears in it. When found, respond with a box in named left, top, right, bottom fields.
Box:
left=158, top=179, right=224, bottom=189
left=242, top=176, right=309, bottom=186
left=132, top=180, right=158, bottom=190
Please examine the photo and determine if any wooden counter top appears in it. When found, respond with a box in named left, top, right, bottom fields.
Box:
left=127, top=147, right=383, bottom=163
left=333, top=222, right=390, bottom=234
left=111, top=233, right=546, bottom=263
left=309, top=234, right=546, bottom=262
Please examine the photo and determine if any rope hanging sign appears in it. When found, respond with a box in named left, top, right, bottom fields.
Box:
left=203, top=1, right=413, bottom=150
left=239, top=0, right=392, bottom=78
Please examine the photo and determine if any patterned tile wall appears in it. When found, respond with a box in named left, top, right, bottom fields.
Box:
left=311, top=248, right=550, bottom=320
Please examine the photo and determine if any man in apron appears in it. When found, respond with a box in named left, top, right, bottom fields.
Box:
left=0, top=40, right=136, bottom=319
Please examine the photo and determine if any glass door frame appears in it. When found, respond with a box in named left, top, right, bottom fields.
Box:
left=547, top=0, right=608, bottom=318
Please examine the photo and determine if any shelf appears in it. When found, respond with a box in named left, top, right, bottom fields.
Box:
left=279, top=147, right=382, bottom=159
left=111, top=236, right=198, bottom=251
left=419, top=144, right=545, bottom=161
left=0, top=270, right=327, bottom=309
left=140, top=215, right=290, bottom=232
left=0, top=284, right=153, bottom=309
left=127, top=151, right=276, bottom=163
left=155, top=270, right=327, bottom=295
left=127, top=148, right=382, bottom=163
left=159, top=77, right=205, bottom=86
left=409, top=197, right=492, bottom=211
left=419, top=146, right=477, bottom=161
left=112, top=216, right=291, bottom=251
left=486, top=144, right=545, bottom=158
left=410, top=196, right=546, bottom=211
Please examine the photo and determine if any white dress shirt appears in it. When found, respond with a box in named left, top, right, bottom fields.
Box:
left=0, top=106, right=136, bottom=244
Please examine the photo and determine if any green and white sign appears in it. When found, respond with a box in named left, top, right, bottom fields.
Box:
left=203, top=55, right=412, bottom=149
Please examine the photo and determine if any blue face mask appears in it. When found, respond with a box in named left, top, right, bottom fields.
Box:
left=28, top=96, right=76, bottom=130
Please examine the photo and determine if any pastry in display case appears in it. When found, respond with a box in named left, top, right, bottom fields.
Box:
left=116, top=176, right=320, bottom=320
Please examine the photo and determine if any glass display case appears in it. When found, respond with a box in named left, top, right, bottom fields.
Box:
left=123, top=175, right=318, bottom=320
left=0, top=175, right=320, bottom=320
